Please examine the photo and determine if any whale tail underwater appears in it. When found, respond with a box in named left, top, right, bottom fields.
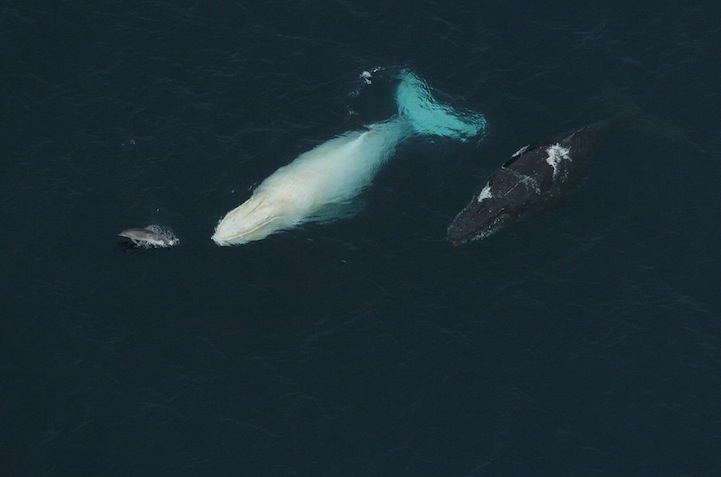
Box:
left=211, top=68, right=487, bottom=246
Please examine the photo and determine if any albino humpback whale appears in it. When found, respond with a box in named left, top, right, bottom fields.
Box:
left=212, top=68, right=487, bottom=246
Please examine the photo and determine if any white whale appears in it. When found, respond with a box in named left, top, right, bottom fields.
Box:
left=212, top=68, right=487, bottom=246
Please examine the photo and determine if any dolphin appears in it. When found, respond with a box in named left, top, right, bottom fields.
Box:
left=119, top=225, right=179, bottom=248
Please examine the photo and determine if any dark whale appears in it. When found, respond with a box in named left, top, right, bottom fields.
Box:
left=447, top=119, right=615, bottom=245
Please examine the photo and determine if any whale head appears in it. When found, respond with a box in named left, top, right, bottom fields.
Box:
left=212, top=190, right=302, bottom=246
left=447, top=191, right=515, bottom=245
left=447, top=170, right=543, bottom=245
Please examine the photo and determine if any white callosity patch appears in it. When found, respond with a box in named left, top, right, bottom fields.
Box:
left=476, top=183, right=493, bottom=202
left=545, top=143, right=571, bottom=179
left=360, top=68, right=380, bottom=85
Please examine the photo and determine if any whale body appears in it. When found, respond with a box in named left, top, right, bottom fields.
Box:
left=211, top=121, right=407, bottom=245
left=447, top=119, right=614, bottom=245
left=212, top=68, right=487, bottom=246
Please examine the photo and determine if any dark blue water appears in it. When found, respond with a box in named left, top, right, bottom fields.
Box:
left=2, top=1, right=721, bottom=476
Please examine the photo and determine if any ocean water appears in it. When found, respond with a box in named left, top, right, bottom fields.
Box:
left=2, top=1, right=720, bottom=476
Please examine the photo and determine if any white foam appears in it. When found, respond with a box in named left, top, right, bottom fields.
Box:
left=545, top=143, right=571, bottom=178
left=476, top=183, right=493, bottom=202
